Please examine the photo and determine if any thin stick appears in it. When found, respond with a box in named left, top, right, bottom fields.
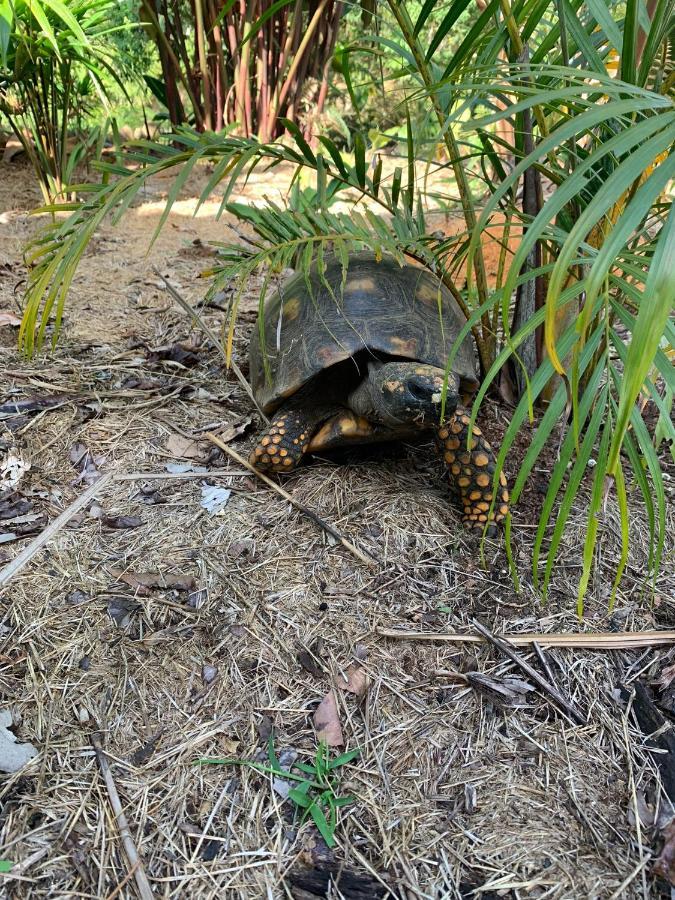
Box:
left=533, top=641, right=558, bottom=686
left=376, top=628, right=675, bottom=650
left=471, top=619, right=586, bottom=725
left=152, top=267, right=268, bottom=422
left=91, top=732, right=154, bottom=900
left=113, top=470, right=249, bottom=481
left=204, top=433, right=378, bottom=567
left=0, top=473, right=113, bottom=591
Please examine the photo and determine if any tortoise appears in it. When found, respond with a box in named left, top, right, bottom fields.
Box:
left=248, top=251, right=509, bottom=533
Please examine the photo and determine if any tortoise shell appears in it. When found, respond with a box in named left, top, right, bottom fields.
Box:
left=249, top=251, right=478, bottom=414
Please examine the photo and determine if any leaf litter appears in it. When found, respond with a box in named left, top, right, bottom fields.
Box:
left=1, top=162, right=674, bottom=898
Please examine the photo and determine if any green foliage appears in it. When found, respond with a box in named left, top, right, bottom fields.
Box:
left=0, top=0, right=124, bottom=202
left=0, top=860, right=13, bottom=873
left=198, top=735, right=360, bottom=848
left=18, top=0, right=675, bottom=608
left=139, top=0, right=343, bottom=140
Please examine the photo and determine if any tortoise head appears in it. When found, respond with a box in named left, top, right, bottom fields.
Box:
left=347, top=361, right=460, bottom=428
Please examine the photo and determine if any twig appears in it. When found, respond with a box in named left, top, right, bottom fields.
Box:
left=204, top=433, right=378, bottom=568
left=113, top=470, right=249, bottom=481
left=471, top=619, right=586, bottom=725
left=376, top=628, right=675, bottom=650
left=91, top=732, right=154, bottom=900
left=152, top=267, right=268, bottom=422
left=533, top=641, right=558, bottom=686
left=0, top=473, right=113, bottom=591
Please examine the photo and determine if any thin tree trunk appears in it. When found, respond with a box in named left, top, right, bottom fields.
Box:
left=194, top=0, right=213, bottom=130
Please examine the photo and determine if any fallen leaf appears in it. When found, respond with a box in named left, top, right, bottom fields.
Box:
left=272, top=748, right=299, bottom=800
left=256, top=714, right=273, bottom=743
left=165, top=434, right=210, bottom=462
left=102, top=515, right=144, bottom=530
left=69, top=443, right=103, bottom=485
left=0, top=311, right=21, bottom=328
left=177, top=238, right=217, bottom=259
left=187, top=588, right=207, bottom=608
left=121, top=376, right=171, bottom=391
left=66, top=590, right=91, bottom=605
left=130, top=730, right=164, bottom=766
left=339, top=664, right=368, bottom=698
left=111, top=570, right=197, bottom=596
left=0, top=495, right=32, bottom=520
left=228, top=539, right=254, bottom=559
left=0, top=710, right=37, bottom=773
left=136, top=485, right=167, bottom=505
left=107, top=597, right=141, bottom=627
left=165, top=461, right=208, bottom=474
left=466, top=671, right=533, bottom=706
left=659, top=663, right=675, bottom=689
left=654, top=821, right=675, bottom=885
left=200, top=484, right=232, bottom=515
left=202, top=664, right=218, bottom=684
left=0, top=394, right=75, bottom=416
left=313, top=690, right=343, bottom=747
left=298, top=646, right=324, bottom=679
left=146, top=342, right=201, bottom=368
left=217, top=415, right=253, bottom=444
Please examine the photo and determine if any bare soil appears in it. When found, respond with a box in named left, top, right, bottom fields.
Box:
left=1, top=155, right=674, bottom=900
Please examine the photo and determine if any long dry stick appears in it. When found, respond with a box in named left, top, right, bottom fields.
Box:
left=91, top=732, right=154, bottom=900
left=204, top=433, right=378, bottom=568
left=0, top=473, right=113, bottom=591
left=151, top=267, right=268, bottom=422
left=376, top=628, right=675, bottom=650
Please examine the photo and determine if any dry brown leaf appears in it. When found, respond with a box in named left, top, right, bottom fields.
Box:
left=339, top=664, right=368, bottom=697
left=101, top=515, right=144, bottom=530
left=654, top=821, right=675, bottom=884
left=658, top=663, right=675, bottom=689
left=0, top=311, right=22, bottom=327
left=111, top=569, right=197, bottom=596
left=217, top=415, right=253, bottom=443
left=165, top=433, right=210, bottom=462
left=313, top=690, right=343, bottom=747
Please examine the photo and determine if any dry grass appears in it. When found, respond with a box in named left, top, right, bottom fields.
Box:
left=1, top=157, right=675, bottom=899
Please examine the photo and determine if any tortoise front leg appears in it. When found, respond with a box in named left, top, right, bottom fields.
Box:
left=438, top=406, right=509, bottom=535
left=249, top=407, right=315, bottom=473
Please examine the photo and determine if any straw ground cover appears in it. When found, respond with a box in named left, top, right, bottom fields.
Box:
left=1, top=157, right=675, bottom=898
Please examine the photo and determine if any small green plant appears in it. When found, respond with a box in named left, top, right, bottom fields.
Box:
left=0, top=860, right=13, bottom=873
left=0, top=0, right=124, bottom=202
left=198, top=734, right=360, bottom=848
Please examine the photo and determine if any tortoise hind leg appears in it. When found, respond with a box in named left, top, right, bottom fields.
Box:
left=438, top=406, right=509, bottom=536
left=249, top=408, right=315, bottom=473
